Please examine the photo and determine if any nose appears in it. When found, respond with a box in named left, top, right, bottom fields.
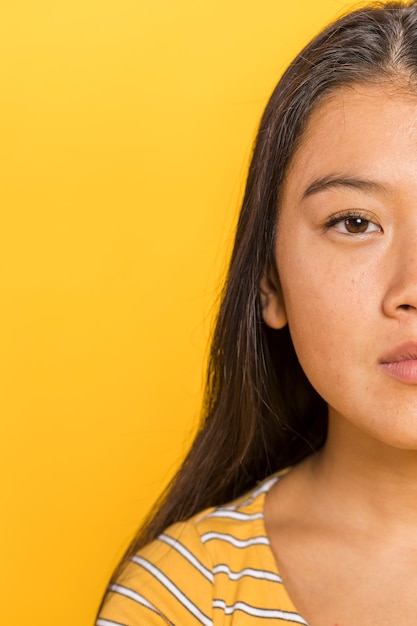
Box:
left=382, top=232, right=417, bottom=318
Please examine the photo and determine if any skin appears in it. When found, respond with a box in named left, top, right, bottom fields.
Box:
left=262, top=82, right=417, bottom=625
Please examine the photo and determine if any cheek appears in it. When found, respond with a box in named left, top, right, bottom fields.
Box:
left=283, top=272, right=340, bottom=370
left=277, top=244, right=374, bottom=399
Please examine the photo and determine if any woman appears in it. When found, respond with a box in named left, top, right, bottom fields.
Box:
left=97, top=2, right=417, bottom=623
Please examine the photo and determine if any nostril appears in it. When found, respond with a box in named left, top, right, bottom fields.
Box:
left=398, top=304, right=414, bottom=310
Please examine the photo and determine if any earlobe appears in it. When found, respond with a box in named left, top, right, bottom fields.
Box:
left=260, top=272, right=288, bottom=329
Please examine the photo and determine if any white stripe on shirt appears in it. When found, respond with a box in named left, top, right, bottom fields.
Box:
left=212, top=563, right=282, bottom=583
left=213, top=599, right=308, bottom=624
left=107, top=584, right=174, bottom=625
left=131, top=556, right=213, bottom=626
left=201, top=531, right=270, bottom=548
left=158, top=533, right=213, bottom=582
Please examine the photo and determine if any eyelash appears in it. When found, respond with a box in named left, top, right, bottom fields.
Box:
left=324, top=211, right=382, bottom=235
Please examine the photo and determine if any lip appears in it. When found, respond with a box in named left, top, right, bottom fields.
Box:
left=379, top=341, right=417, bottom=384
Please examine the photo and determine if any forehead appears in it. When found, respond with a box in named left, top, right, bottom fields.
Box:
left=282, top=82, right=417, bottom=201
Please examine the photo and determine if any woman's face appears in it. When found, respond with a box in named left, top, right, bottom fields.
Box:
left=262, top=82, right=417, bottom=450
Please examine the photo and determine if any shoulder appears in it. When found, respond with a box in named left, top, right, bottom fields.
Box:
left=97, top=475, right=281, bottom=626
left=194, top=474, right=279, bottom=563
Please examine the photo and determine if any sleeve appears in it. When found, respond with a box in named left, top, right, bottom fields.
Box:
left=96, top=518, right=214, bottom=626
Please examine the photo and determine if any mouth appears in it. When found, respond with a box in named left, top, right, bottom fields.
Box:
left=379, top=342, right=417, bottom=384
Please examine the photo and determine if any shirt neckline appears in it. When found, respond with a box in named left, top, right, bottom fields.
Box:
left=256, top=472, right=308, bottom=624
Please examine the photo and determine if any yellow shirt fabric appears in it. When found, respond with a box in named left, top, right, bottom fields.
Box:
left=97, top=475, right=308, bottom=625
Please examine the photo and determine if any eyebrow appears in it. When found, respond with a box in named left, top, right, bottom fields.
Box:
left=302, top=175, right=388, bottom=199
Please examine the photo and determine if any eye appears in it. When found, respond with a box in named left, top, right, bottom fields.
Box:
left=326, top=212, right=382, bottom=235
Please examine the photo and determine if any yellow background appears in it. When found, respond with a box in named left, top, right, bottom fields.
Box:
left=1, top=1, right=351, bottom=623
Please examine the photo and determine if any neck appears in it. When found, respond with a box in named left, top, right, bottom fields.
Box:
left=309, top=413, right=417, bottom=535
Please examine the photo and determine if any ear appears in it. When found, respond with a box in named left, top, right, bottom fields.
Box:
left=259, top=270, right=287, bottom=329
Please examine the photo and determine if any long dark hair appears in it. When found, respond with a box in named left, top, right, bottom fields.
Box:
left=114, top=0, right=417, bottom=569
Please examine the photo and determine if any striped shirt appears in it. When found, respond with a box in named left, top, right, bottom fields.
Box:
left=97, top=475, right=308, bottom=625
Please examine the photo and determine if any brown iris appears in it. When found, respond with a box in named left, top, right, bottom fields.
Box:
left=344, top=218, right=369, bottom=234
